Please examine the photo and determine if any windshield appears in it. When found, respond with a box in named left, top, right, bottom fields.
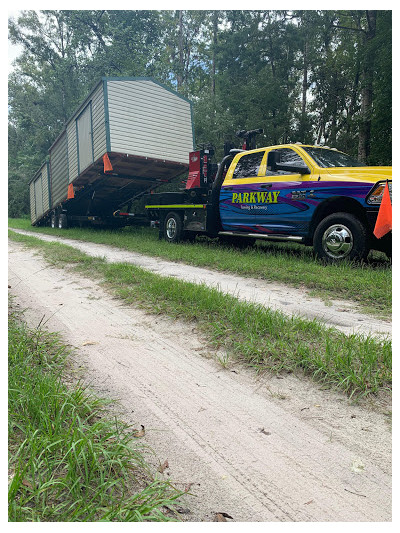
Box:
left=302, top=147, right=366, bottom=168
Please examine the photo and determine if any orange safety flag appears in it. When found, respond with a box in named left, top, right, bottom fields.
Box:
left=67, top=183, right=74, bottom=199
left=103, top=153, right=113, bottom=173
left=373, top=181, right=392, bottom=239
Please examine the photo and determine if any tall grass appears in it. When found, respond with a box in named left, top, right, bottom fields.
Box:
left=8, top=307, right=182, bottom=521
left=8, top=231, right=392, bottom=398
left=8, top=218, right=391, bottom=318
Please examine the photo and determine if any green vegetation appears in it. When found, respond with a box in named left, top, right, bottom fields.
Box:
left=8, top=230, right=392, bottom=398
left=8, top=304, right=182, bottom=522
left=9, top=11, right=391, bottom=216
left=8, top=219, right=392, bottom=318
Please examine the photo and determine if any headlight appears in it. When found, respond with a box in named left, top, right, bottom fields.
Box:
left=366, top=181, right=392, bottom=205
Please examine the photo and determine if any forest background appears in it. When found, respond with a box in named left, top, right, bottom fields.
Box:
left=8, top=10, right=392, bottom=217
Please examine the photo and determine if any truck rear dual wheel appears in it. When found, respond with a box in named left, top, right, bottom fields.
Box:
left=313, top=212, right=369, bottom=263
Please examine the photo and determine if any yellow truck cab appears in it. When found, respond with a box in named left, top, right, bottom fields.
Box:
left=217, top=144, right=392, bottom=261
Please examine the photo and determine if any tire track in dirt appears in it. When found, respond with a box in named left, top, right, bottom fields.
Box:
left=8, top=240, right=391, bottom=522
left=10, top=229, right=391, bottom=339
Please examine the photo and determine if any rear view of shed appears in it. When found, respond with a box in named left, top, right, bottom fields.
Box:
left=30, top=77, right=194, bottom=226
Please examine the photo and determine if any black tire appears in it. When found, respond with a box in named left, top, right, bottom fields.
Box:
left=58, top=213, right=68, bottom=229
left=313, top=212, right=369, bottom=263
left=163, top=212, right=183, bottom=243
left=50, top=213, right=58, bottom=228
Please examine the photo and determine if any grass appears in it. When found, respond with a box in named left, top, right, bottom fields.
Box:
left=8, top=218, right=392, bottom=318
left=8, top=304, right=183, bottom=522
left=8, top=230, right=392, bottom=399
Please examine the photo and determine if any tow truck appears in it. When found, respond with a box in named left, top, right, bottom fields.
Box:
left=145, top=129, right=392, bottom=262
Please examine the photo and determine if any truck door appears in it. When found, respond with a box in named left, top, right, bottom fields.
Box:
left=252, top=147, right=313, bottom=237
left=76, top=103, right=94, bottom=174
left=219, top=150, right=266, bottom=232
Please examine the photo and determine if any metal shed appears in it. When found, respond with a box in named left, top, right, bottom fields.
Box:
left=30, top=77, right=195, bottom=225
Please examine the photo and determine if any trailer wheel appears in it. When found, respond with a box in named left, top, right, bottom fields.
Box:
left=58, top=214, right=68, bottom=229
left=50, top=213, right=58, bottom=228
left=164, top=212, right=183, bottom=243
left=313, top=212, right=369, bottom=263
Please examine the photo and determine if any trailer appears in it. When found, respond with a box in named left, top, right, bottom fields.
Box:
left=29, top=77, right=195, bottom=228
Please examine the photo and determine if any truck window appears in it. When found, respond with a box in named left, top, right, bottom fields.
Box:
left=267, top=148, right=307, bottom=174
left=232, top=151, right=265, bottom=179
left=302, top=147, right=365, bottom=168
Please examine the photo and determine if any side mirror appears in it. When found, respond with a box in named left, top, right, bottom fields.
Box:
left=267, top=150, right=280, bottom=170
left=274, top=162, right=311, bottom=175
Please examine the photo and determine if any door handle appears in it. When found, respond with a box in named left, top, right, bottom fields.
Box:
left=224, top=186, right=234, bottom=191
left=260, top=183, right=273, bottom=188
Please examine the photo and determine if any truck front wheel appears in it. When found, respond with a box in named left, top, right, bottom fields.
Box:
left=313, top=212, right=369, bottom=263
left=164, top=212, right=183, bottom=243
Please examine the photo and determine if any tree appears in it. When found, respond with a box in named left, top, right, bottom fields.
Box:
left=328, top=10, right=390, bottom=163
left=356, top=11, right=377, bottom=164
left=8, top=9, right=392, bottom=217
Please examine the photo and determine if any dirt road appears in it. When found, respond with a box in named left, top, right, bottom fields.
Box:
left=8, top=239, right=391, bottom=522
left=10, top=230, right=391, bottom=338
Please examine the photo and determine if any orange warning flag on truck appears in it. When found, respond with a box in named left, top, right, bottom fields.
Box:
left=373, top=181, right=392, bottom=239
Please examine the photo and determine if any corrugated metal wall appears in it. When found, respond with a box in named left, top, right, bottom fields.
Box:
left=66, top=82, right=106, bottom=183
left=107, top=79, right=194, bottom=164
left=30, top=163, right=51, bottom=224
left=76, top=104, right=93, bottom=173
left=34, top=175, right=43, bottom=220
left=50, top=131, right=68, bottom=207
left=92, top=82, right=107, bottom=160
left=66, top=119, right=79, bottom=184
left=29, top=182, right=36, bottom=224
left=41, top=163, right=50, bottom=214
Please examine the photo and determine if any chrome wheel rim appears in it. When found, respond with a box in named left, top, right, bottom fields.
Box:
left=322, top=224, right=353, bottom=259
left=166, top=217, right=177, bottom=239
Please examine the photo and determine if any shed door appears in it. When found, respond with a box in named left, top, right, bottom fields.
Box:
left=77, top=103, right=93, bottom=174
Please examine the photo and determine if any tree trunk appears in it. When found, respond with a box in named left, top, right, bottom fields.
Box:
left=177, top=10, right=184, bottom=91
left=211, top=11, right=218, bottom=98
left=347, top=58, right=360, bottom=136
left=357, top=11, right=377, bottom=164
left=302, top=40, right=308, bottom=117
